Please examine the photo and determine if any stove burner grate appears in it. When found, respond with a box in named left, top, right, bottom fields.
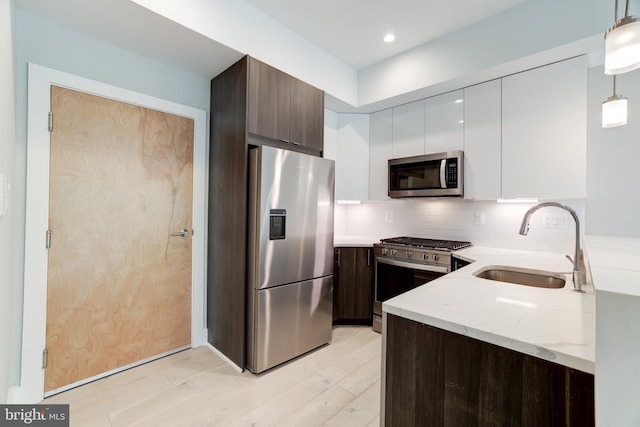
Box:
left=379, top=237, right=472, bottom=251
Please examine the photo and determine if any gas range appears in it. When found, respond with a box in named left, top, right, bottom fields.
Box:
left=374, top=236, right=472, bottom=271
left=371, top=236, right=473, bottom=333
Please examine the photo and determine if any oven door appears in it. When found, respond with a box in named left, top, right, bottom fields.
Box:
left=372, top=257, right=448, bottom=332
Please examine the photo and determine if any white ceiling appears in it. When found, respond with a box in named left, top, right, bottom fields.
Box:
left=244, top=0, right=528, bottom=69
left=15, top=0, right=244, bottom=78
left=16, top=0, right=528, bottom=78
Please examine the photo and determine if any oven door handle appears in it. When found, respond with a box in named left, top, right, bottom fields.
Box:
left=375, top=256, right=450, bottom=274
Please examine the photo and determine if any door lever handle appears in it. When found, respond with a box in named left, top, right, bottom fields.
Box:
left=171, top=229, right=189, bottom=237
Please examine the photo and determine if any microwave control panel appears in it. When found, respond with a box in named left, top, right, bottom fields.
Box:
left=446, top=159, right=458, bottom=188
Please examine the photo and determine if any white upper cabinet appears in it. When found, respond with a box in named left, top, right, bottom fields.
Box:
left=425, top=90, right=464, bottom=154
left=369, top=108, right=393, bottom=201
left=463, top=80, right=502, bottom=200
left=392, top=100, right=425, bottom=158
left=336, top=113, right=370, bottom=201
left=328, top=56, right=587, bottom=202
left=323, top=108, right=338, bottom=161
left=501, top=56, right=587, bottom=199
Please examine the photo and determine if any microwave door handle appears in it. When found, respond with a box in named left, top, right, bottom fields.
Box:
left=440, top=159, right=447, bottom=189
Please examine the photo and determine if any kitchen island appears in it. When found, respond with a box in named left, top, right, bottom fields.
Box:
left=381, top=247, right=595, bottom=426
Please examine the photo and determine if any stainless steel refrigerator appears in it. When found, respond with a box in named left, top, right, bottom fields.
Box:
left=246, top=146, right=335, bottom=374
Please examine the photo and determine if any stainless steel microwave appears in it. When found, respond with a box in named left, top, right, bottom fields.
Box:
left=388, top=150, right=463, bottom=198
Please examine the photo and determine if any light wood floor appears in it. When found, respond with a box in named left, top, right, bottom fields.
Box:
left=44, top=326, right=382, bottom=426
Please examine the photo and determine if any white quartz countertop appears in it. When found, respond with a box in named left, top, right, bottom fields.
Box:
left=383, top=246, right=595, bottom=374
left=585, top=235, right=640, bottom=297
left=334, top=235, right=379, bottom=247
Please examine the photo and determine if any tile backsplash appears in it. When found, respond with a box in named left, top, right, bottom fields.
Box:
left=335, top=198, right=585, bottom=256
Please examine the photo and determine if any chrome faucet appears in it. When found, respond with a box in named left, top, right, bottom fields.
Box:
left=519, top=202, right=586, bottom=293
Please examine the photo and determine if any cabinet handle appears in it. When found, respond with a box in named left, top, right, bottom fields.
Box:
left=280, top=138, right=300, bottom=146
left=367, top=249, right=371, bottom=266
left=337, top=250, right=341, bottom=267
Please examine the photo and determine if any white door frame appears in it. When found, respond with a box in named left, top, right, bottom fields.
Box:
left=15, top=63, right=208, bottom=403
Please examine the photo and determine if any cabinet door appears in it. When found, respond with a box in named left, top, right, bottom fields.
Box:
left=333, top=247, right=373, bottom=324
left=502, top=56, right=587, bottom=199
left=385, top=314, right=594, bottom=426
left=369, top=108, right=393, bottom=200
left=392, top=100, right=425, bottom=158
left=464, top=80, right=502, bottom=200
left=333, top=248, right=355, bottom=322
left=247, top=58, right=291, bottom=142
left=323, top=108, right=338, bottom=161
left=425, top=90, right=464, bottom=153
left=336, top=114, right=370, bottom=201
left=291, top=78, right=324, bottom=152
left=353, top=247, right=373, bottom=322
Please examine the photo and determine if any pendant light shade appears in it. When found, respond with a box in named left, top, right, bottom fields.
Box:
left=602, top=74, right=628, bottom=128
left=602, top=95, right=628, bottom=127
left=605, top=16, right=640, bottom=74
left=605, top=0, right=640, bottom=74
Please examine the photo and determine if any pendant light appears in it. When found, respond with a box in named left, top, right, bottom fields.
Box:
left=605, top=0, right=640, bottom=74
left=602, top=75, right=628, bottom=128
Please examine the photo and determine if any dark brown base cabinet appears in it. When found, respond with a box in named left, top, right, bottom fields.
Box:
left=384, top=314, right=594, bottom=427
left=333, top=247, right=374, bottom=325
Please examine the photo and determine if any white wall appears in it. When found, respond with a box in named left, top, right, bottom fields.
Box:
left=586, top=66, right=640, bottom=237
left=131, top=0, right=358, bottom=106
left=119, top=0, right=609, bottom=112
left=0, top=0, right=16, bottom=404
left=358, top=0, right=610, bottom=108
left=336, top=199, right=582, bottom=257
left=11, top=10, right=211, bottom=389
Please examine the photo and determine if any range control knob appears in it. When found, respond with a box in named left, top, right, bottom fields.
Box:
left=422, top=253, right=429, bottom=261
left=406, top=251, right=413, bottom=258
left=390, top=249, right=397, bottom=256
left=433, top=254, right=440, bottom=262
left=382, top=248, right=388, bottom=255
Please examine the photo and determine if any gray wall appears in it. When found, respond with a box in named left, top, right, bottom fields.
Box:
left=586, top=66, right=640, bottom=237
left=10, top=10, right=211, bottom=388
left=1, top=0, right=16, bottom=403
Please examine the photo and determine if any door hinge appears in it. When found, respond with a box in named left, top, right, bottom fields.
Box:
left=48, top=112, right=53, bottom=132
left=46, top=229, right=51, bottom=249
left=42, top=349, right=48, bottom=369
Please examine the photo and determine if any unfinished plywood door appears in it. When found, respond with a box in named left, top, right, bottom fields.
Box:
left=45, top=86, right=194, bottom=393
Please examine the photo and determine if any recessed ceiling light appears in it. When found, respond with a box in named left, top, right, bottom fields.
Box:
left=383, top=34, right=395, bottom=43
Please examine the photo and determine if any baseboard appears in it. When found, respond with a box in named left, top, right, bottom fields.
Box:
left=204, top=343, right=243, bottom=373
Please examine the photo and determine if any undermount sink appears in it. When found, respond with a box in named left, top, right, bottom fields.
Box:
left=473, top=265, right=566, bottom=289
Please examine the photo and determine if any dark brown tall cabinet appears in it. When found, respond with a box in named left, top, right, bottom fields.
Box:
left=333, top=247, right=374, bottom=325
left=207, top=56, right=324, bottom=368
